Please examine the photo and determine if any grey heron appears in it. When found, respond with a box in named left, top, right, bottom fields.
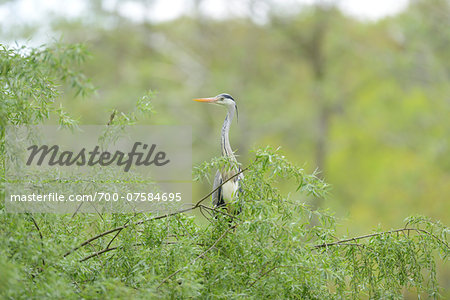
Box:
left=193, top=93, right=243, bottom=212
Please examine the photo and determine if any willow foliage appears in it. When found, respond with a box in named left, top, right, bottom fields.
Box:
left=0, top=43, right=448, bottom=299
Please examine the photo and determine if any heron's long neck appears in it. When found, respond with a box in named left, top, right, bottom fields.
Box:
left=221, top=106, right=236, bottom=161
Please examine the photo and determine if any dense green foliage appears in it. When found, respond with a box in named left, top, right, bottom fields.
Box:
left=0, top=43, right=93, bottom=129
left=1, top=42, right=449, bottom=298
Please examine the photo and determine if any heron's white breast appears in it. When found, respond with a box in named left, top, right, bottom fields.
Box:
left=222, top=180, right=238, bottom=203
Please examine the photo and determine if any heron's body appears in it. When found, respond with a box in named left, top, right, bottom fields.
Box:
left=194, top=93, right=242, bottom=211
left=213, top=167, right=241, bottom=208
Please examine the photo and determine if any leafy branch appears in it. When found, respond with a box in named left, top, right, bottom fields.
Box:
left=314, top=227, right=449, bottom=250
left=63, top=162, right=252, bottom=259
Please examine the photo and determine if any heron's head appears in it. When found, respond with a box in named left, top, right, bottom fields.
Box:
left=194, top=93, right=238, bottom=121
left=193, top=93, right=236, bottom=109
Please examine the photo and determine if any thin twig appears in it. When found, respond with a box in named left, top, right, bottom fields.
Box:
left=199, top=205, right=213, bottom=222
left=157, top=224, right=237, bottom=289
left=86, top=241, right=104, bottom=265
left=28, top=214, right=43, bottom=240
left=175, top=215, right=194, bottom=238
left=314, top=228, right=449, bottom=250
left=249, top=265, right=293, bottom=288
left=330, top=243, right=367, bottom=248
left=106, top=228, right=124, bottom=250
left=27, top=213, right=46, bottom=267
left=79, top=246, right=118, bottom=262
left=71, top=202, right=83, bottom=218
left=106, top=217, right=134, bottom=249
left=199, top=204, right=241, bottom=220
left=80, top=243, right=144, bottom=262
left=249, top=266, right=278, bottom=288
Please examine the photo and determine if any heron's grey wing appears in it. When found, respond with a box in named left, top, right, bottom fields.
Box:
left=237, top=168, right=244, bottom=195
left=233, top=168, right=244, bottom=214
left=212, top=169, right=224, bottom=207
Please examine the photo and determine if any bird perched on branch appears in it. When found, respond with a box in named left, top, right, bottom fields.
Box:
left=193, top=93, right=243, bottom=213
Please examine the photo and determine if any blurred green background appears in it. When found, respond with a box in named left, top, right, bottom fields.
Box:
left=1, top=0, right=449, bottom=288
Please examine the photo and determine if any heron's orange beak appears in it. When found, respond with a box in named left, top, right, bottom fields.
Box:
left=193, top=97, right=217, bottom=103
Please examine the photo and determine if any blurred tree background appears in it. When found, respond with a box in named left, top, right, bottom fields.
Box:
left=1, top=0, right=449, bottom=295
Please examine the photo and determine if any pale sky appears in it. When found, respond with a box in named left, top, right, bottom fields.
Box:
left=117, top=0, right=410, bottom=23
left=1, top=0, right=410, bottom=23
left=0, top=0, right=410, bottom=45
